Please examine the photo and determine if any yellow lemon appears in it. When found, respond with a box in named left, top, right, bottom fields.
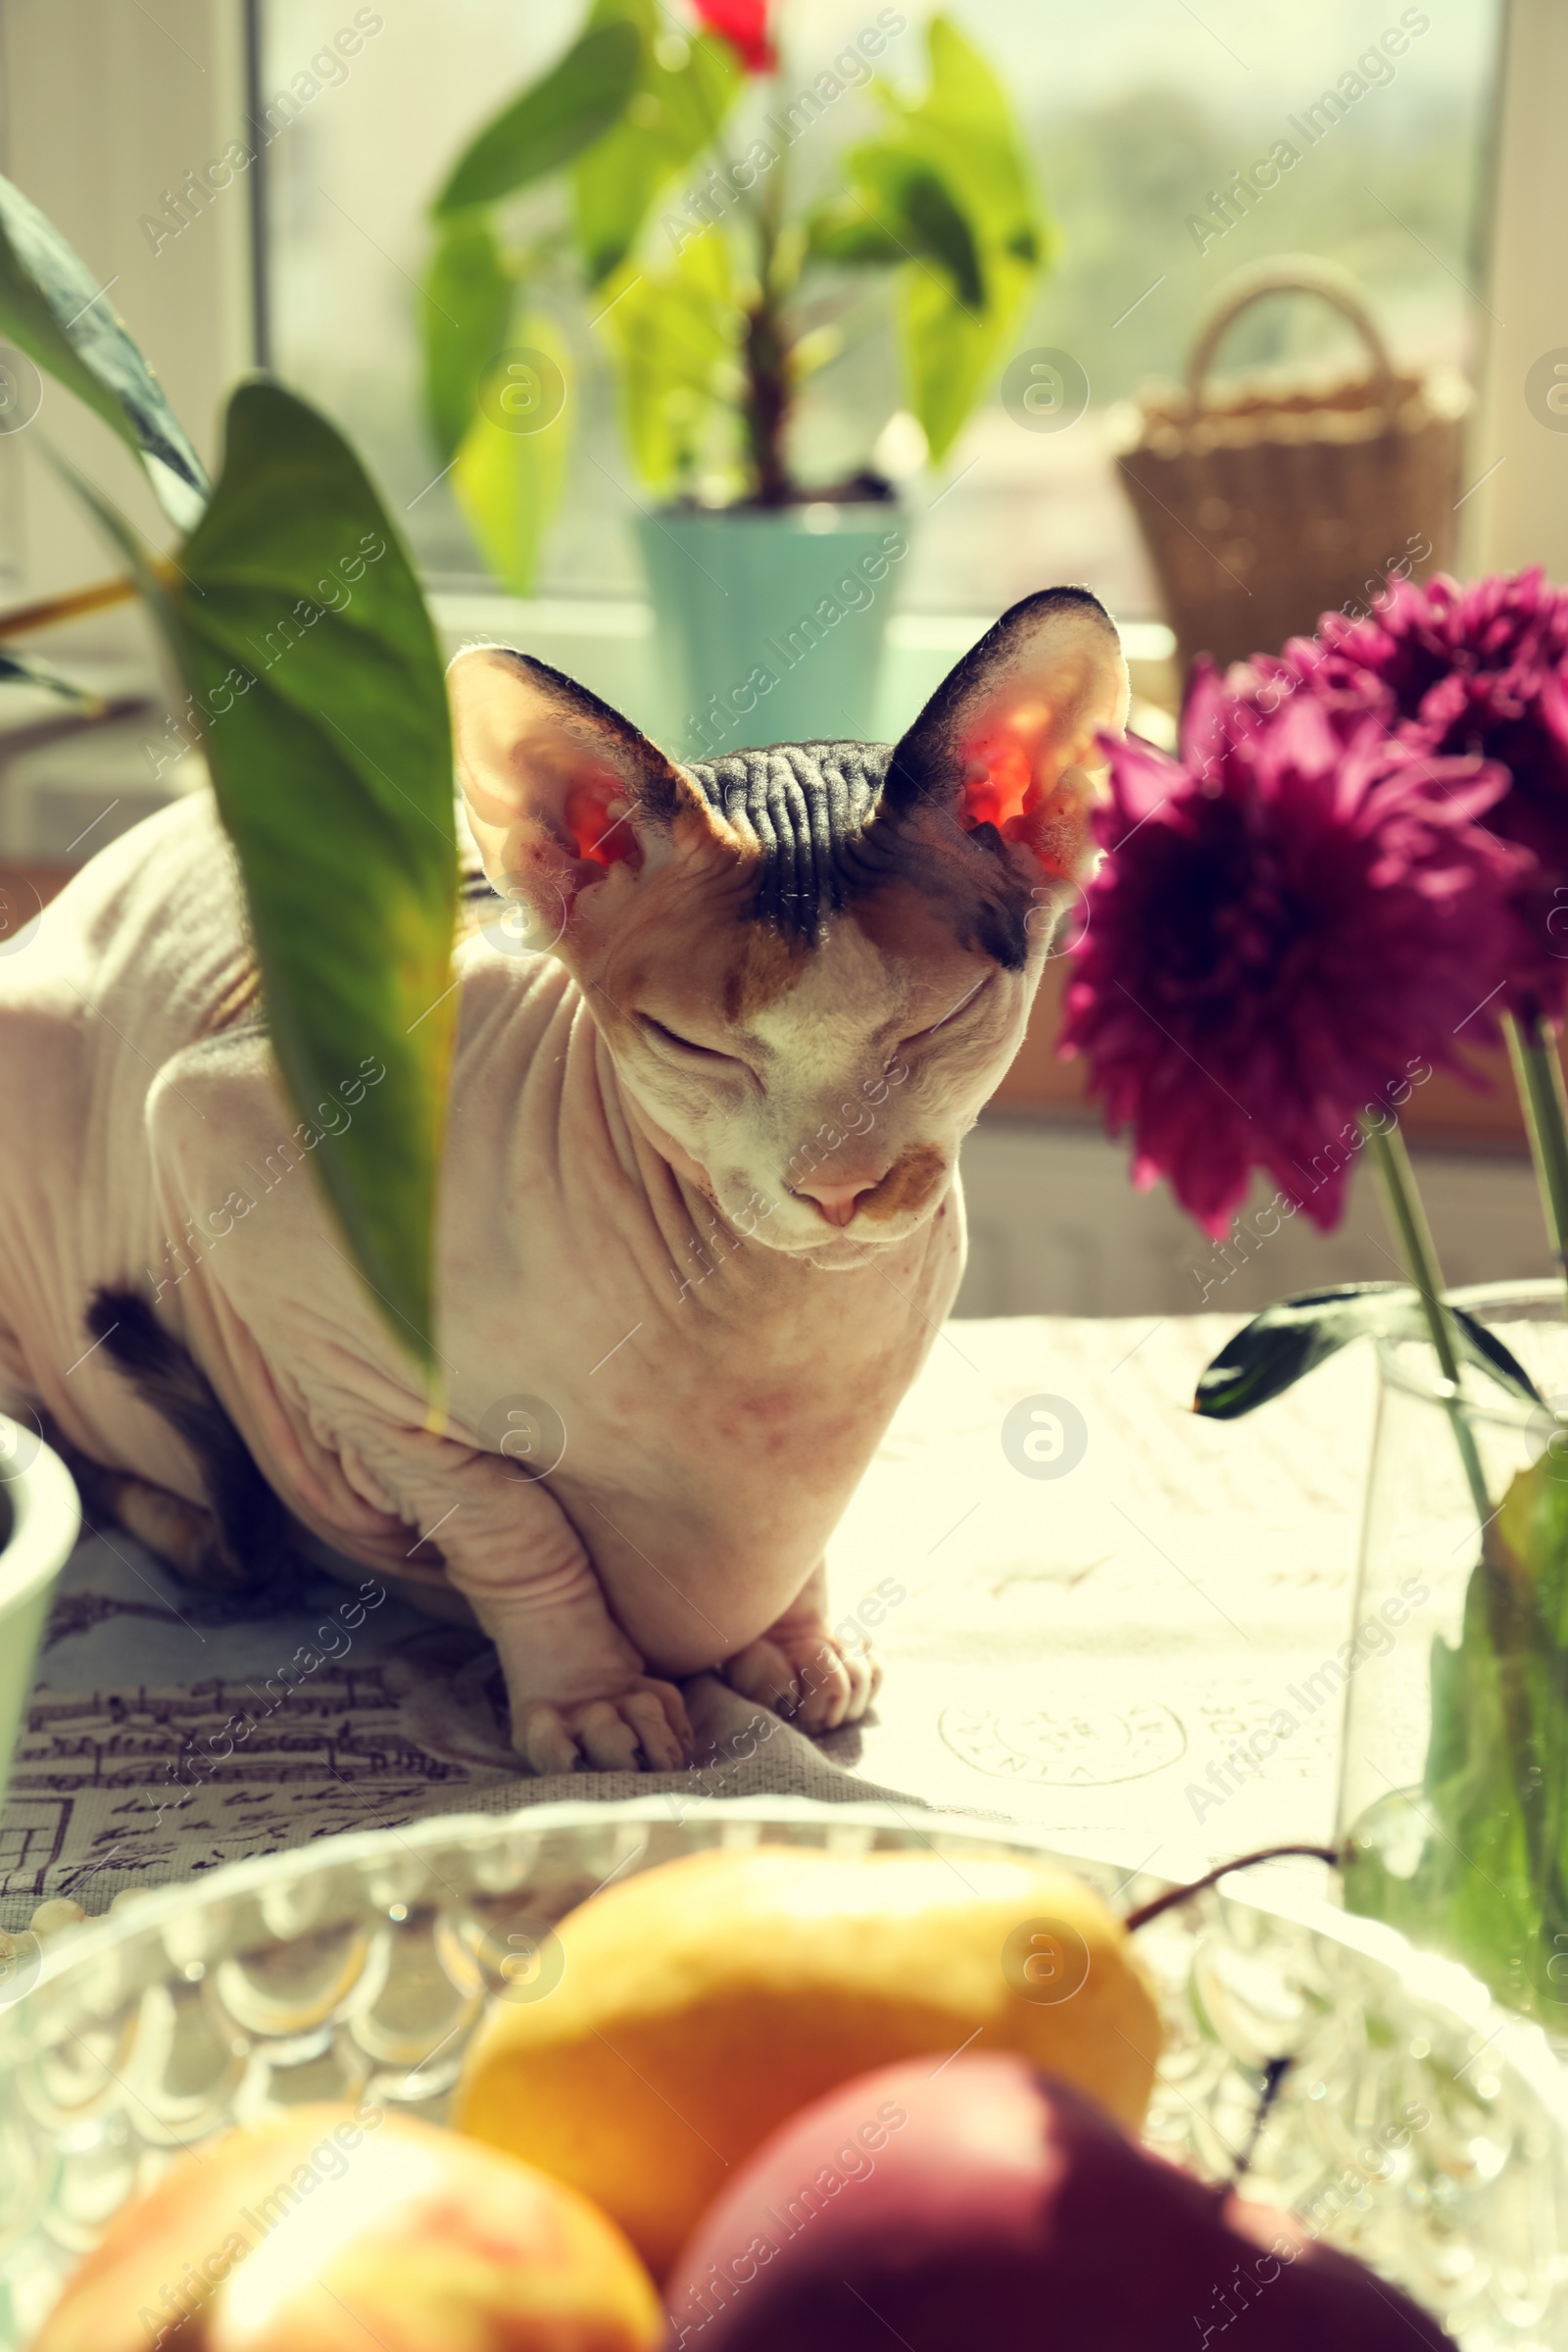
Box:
left=455, top=1845, right=1161, bottom=2279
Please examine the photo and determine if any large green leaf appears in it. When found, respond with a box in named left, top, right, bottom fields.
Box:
left=805, top=198, right=908, bottom=270
left=883, top=15, right=1046, bottom=262
left=571, top=0, right=741, bottom=284
left=422, top=213, right=515, bottom=464
left=0, top=172, right=208, bottom=528
left=597, top=233, right=735, bottom=491
left=834, top=150, right=985, bottom=310
left=60, top=388, right=457, bottom=1374
left=453, top=316, right=573, bottom=594
left=865, top=14, right=1051, bottom=459
left=1194, top=1282, right=1543, bottom=1421
left=432, top=20, right=641, bottom=216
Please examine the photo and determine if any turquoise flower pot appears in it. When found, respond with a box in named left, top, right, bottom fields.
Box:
left=634, top=503, right=909, bottom=759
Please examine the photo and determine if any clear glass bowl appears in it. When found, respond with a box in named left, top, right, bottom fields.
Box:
left=1, top=1796, right=1564, bottom=2350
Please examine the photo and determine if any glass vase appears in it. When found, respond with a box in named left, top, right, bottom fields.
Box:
left=1339, top=1278, right=1568, bottom=2027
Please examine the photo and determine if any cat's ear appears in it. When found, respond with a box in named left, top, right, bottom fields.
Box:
left=881, top=586, right=1129, bottom=877
left=446, top=645, right=729, bottom=938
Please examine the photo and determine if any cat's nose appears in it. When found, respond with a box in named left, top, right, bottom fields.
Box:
left=792, top=1176, right=881, bottom=1227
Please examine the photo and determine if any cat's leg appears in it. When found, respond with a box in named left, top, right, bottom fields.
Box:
left=721, top=1560, right=881, bottom=1734
left=69, top=1456, right=254, bottom=1591
left=42, top=1425, right=283, bottom=1596
left=80, top=1286, right=691, bottom=1774
left=60, top=1294, right=295, bottom=1594
left=365, top=1427, right=695, bottom=1775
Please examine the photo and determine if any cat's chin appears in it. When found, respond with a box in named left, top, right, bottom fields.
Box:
left=769, top=1230, right=908, bottom=1272
left=799, top=1243, right=875, bottom=1272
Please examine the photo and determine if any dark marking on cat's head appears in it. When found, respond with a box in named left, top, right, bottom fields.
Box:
left=682, top=740, right=898, bottom=939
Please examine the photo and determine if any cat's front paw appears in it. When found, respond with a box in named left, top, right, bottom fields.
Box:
left=517, top=1678, right=695, bottom=1774
left=722, top=1622, right=881, bottom=1734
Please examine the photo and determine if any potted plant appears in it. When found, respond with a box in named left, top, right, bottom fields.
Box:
left=1062, top=571, right=1568, bottom=2026
left=419, top=1, right=1051, bottom=752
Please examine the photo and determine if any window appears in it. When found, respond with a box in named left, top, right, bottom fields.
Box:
left=258, top=0, right=1501, bottom=619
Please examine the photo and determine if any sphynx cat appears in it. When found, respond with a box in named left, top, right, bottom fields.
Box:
left=0, top=586, right=1127, bottom=1771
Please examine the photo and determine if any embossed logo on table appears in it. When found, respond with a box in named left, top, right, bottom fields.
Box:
left=939, top=1696, right=1187, bottom=1786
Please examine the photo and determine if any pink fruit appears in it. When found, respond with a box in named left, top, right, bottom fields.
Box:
left=29, top=2102, right=662, bottom=2352
left=662, top=2053, right=1453, bottom=2350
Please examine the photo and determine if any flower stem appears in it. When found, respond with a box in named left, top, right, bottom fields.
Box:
left=1504, top=1009, right=1568, bottom=1301
left=1362, top=1117, right=1491, bottom=1522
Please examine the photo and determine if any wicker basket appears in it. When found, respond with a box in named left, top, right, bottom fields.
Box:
left=1111, top=258, right=1471, bottom=679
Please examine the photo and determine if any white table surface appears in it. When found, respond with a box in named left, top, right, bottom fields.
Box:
left=0, top=1312, right=1372, bottom=1925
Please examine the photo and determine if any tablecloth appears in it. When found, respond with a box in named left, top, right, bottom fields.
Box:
left=0, top=1312, right=1374, bottom=1928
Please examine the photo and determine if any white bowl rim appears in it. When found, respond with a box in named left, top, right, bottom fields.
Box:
left=0, top=1416, right=78, bottom=1617
left=7, top=1790, right=1567, bottom=2131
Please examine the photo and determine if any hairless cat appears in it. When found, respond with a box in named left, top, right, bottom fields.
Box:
left=0, top=585, right=1127, bottom=1771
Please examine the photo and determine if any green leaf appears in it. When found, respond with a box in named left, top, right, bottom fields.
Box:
left=864, top=14, right=1052, bottom=460
left=896, top=269, right=994, bottom=463
left=902, top=167, right=986, bottom=311
left=1344, top=1524, right=1562, bottom=2022
left=840, top=149, right=985, bottom=309
left=880, top=14, right=1048, bottom=266
left=1342, top=1343, right=1568, bottom=2022
left=805, top=197, right=908, bottom=270
left=0, top=643, right=98, bottom=705
left=0, top=172, right=208, bottom=528
left=596, top=234, right=734, bottom=492
left=571, top=1, right=741, bottom=285
left=453, top=316, right=573, bottom=595
left=59, top=389, right=457, bottom=1373
left=1194, top=1282, right=1544, bottom=1421
left=422, top=213, right=515, bottom=465
left=433, top=20, right=641, bottom=215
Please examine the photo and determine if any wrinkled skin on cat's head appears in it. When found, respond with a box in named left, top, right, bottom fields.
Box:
left=449, top=588, right=1128, bottom=1267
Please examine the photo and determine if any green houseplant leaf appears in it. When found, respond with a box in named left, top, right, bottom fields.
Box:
left=867, top=14, right=1051, bottom=460
left=835, top=151, right=985, bottom=311
left=173, top=386, right=458, bottom=1372
left=1194, top=1282, right=1544, bottom=1421
left=59, top=387, right=458, bottom=1374
left=805, top=198, right=907, bottom=270
left=571, top=0, right=741, bottom=285
left=432, top=19, right=641, bottom=215
left=422, top=213, right=515, bottom=465
left=597, top=234, right=735, bottom=493
left=0, top=172, right=208, bottom=528
left=453, top=316, right=573, bottom=594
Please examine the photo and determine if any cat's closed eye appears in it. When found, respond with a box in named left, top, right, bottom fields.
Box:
left=638, top=1013, right=737, bottom=1062
left=902, top=974, right=993, bottom=1048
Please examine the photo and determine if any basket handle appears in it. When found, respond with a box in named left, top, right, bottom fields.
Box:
left=1187, top=259, right=1398, bottom=413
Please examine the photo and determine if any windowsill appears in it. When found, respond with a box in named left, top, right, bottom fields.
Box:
left=426, top=591, right=1180, bottom=744
left=0, top=595, right=1178, bottom=862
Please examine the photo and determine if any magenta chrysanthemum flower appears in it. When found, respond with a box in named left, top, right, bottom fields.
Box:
left=1060, top=685, right=1525, bottom=1237
left=1257, top=569, right=1568, bottom=1019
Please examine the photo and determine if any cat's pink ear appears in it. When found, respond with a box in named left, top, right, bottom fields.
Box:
left=882, top=587, right=1128, bottom=879
left=447, top=645, right=709, bottom=933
